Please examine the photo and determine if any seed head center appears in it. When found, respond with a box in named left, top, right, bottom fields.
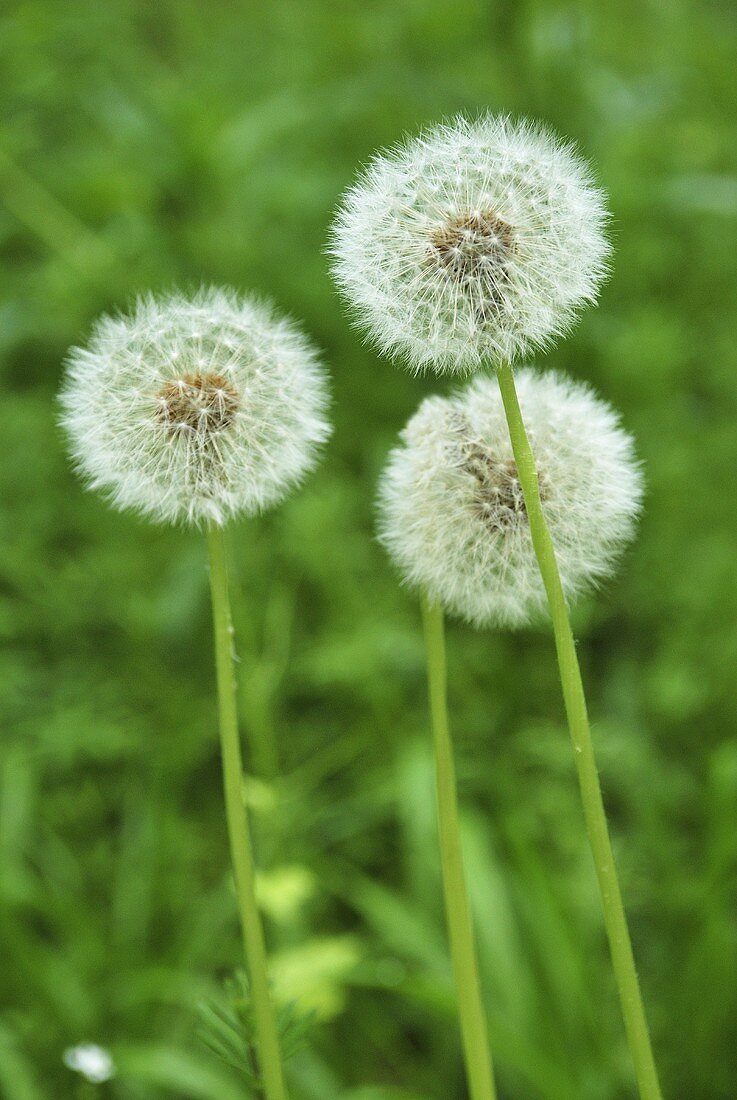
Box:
left=155, top=372, right=240, bottom=434
left=448, top=415, right=531, bottom=529
left=429, top=210, right=516, bottom=282
left=463, top=446, right=526, bottom=530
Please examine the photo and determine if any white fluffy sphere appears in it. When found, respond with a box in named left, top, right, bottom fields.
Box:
left=60, top=288, right=331, bottom=526
left=378, top=369, right=642, bottom=628
left=331, top=115, right=610, bottom=374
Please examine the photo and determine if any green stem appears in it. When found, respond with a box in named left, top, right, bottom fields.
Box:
left=206, top=524, right=288, bottom=1100
left=496, top=362, right=662, bottom=1100
left=421, top=591, right=498, bottom=1100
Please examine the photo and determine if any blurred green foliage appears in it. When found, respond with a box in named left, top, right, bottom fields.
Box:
left=1, top=0, right=736, bottom=1097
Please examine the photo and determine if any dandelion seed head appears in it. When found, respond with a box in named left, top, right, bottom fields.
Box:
left=60, top=287, right=331, bottom=526
left=378, top=369, right=642, bottom=628
left=330, top=114, right=610, bottom=374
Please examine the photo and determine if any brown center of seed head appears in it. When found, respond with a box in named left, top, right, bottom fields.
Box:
left=447, top=413, right=541, bottom=532
left=155, top=372, right=240, bottom=434
left=428, top=210, right=516, bottom=282
left=463, top=445, right=526, bottom=531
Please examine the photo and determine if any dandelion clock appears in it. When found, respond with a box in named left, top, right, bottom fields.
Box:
left=379, top=369, right=642, bottom=629
left=60, top=287, right=330, bottom=1100
left=60, top=288, right=330, bottom=525
left=333, top=113, right=663, bottom=1100
left=331, top=114, right=609, bottom=373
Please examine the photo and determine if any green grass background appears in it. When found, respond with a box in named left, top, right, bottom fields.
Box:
left=1, top=1, right=736, bottom=1096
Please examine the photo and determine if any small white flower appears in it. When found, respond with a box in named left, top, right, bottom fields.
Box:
left=63, top=1043, right=115, bottom=1084
left=60, top=288, right=331, bottom=526
left=378, top=369, right=642, bottom=628
left=330, top=114, right=609, bottom=374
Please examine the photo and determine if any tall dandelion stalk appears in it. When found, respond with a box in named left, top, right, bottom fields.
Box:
left=495, top=361, right=661, bottom=1098
left=207, top=523, right=287, bottom=1100
left=332, top=114, right=662, bottom=1097
left=59, top=287, right=331, bottom=1100
left=421, top=591, right=497, bottom=1100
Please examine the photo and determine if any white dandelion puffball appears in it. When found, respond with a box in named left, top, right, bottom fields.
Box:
left=331, top=115, right=610, bottom=374
left=63, top=1044, right=115, bottom=1084
left=60, top=288, right=331, bottom=526
left=378, top=369, right=642, bottom=628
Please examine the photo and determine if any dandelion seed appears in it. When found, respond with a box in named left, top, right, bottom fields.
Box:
left=330, top=114, right=610, bottom=373
left=62, top=1044, right=115, bottom=1084
left=378, top=368, right=642, bottom=627
left=60, top=287, right=331, bottom=526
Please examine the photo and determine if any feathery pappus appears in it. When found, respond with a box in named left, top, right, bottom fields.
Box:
left=60, top=288, right=331, bottom=526
left=378, top=368, right=643, bottom=627
left=331, top=115, right=610, bottom=374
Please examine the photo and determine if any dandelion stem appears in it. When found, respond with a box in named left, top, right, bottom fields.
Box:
left=420, top=590, right=498, bottom=1100
left=496, top=361, right=662, bottom=1100
left=206, top=524, right=288, bottom=1100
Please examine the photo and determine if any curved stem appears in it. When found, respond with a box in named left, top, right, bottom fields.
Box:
left=421, top=591, right=498, bottom=1100
left=496, top=362, right=662, bottom=1100
left=206, top=524, right=288, bottom=1100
